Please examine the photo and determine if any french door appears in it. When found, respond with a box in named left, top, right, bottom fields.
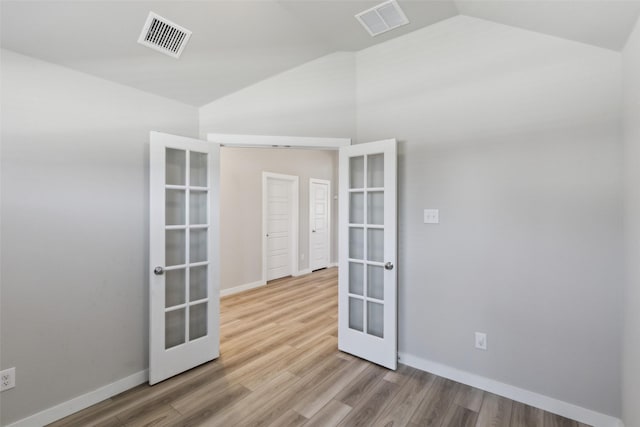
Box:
left=149, top=131, right=220, bottom=385
left=338, top=139, right=397, bottom=370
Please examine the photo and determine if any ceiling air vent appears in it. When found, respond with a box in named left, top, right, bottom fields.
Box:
left=355, top=0, right=409, bottom=37
left=137, top=12, right=192, bottom=59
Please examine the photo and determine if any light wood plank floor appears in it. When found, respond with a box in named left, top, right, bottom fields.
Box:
left=50, top=268, right=590, bottom=427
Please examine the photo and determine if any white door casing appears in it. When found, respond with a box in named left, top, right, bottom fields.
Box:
left=149, top=131, right=220, bottom=385
left=338, top=139, right=397, bottom=370
left=262, top=172, right=299, bottom=282
left=309, top=179, right=331, bottom=271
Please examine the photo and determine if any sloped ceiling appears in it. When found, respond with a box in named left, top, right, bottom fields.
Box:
left=1, top=1, right=639, bottom=106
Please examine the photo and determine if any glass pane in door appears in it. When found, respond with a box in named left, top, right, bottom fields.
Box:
left=165, top=269, right=185, bottom=307
left=166, top=190, right=186, bottom=225
left=190, top=191, right=207, bottom=225
left=190, top=265, right=207, bottom=301
left=367, top=265, right=384, bottom=300
left=165, top=308, right=185, bottom=349
left=350, top=156, right=364, bottom=188
left=166, top=230, right=186, bottom=266
left=367, top=229, right=384, bottom=262
left=349, top=228, right=364, bottom=259
left=190, top=152, right=208, bottom=187
left=367, top=153, right=384, bottom=187
left=189, top=302, right=208, bottom=340
left=166, top=148, right=186, bottom=186
left=367, top=301, right=384, bottom=338
left=349, top=297, right=364, bottom=332
left=367, top=192, right=384, bottom=225
left=190, top=229, right=207, bottom=263
left=350, top=193, right=364, bottom=224
left=349, top=262, right=364, bottom=295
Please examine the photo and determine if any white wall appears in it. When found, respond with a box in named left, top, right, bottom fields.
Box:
left=356, top=16, right=623, bottom=416
left=622, top=15, right=640, bottom=427
left=0, top=49, right=199, bottom=425
left=199, top=51, right=356, bottom=139
left=219, top=147, right=338, bottom=291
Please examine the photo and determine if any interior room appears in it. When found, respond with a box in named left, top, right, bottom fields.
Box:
left=1, top=1, right=639, bottom=426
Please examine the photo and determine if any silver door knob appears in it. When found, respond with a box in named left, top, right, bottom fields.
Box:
left=154, top=266, right=164, bottom=275
left=312, top=230, right=316, bottom=233
left=385, top=262, right=394, bottom=270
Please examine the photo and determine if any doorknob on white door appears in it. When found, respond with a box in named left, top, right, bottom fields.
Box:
left=384, top=262, right=394, bottom=270
left=154, top=266, right=164, bottom=275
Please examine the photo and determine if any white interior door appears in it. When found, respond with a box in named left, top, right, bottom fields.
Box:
left=263, top=173, right=299, bottom=281
left=309, top=179, right=330, bottom=271
left=338, top=139, right=397, bottom=370
left=149, top=131, right=220, bottom=385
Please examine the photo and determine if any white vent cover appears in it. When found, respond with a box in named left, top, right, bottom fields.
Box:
left=137, top=12, right=192, bottom=59
left=355, top=0, right=409, bottom=37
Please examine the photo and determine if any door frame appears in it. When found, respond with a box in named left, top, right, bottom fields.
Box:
left=262, top=172, right=299, bottom=283
left=207, top=133, right=350, bottom=150
left=309, top=178, right=331, bottom=271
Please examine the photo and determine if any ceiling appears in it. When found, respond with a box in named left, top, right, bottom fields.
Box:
left=2, top=0, right=640, bottom=107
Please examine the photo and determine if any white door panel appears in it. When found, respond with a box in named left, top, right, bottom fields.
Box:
left=149, top=131, right=220, bottom=385
left=309, top=179, right=331, bottom=271
left=338, top=139, right=397, bottom=370
left=264, top=173, right=299, bottom=281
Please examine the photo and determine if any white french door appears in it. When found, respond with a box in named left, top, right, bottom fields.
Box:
left=309, top=179, right=330, bottom=271
left=149, top=131, right=220, bottom=385
left=338, top=139, right=397, bottom=370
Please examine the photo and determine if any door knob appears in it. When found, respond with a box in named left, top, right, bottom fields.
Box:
left=312, top=230, right=316, bottom=233
left=384, top=262, right=394, bottom=270
left=154, top=266, right=164, bottom=275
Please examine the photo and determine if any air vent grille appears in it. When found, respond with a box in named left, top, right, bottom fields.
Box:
left=138, top=12, right=192, bottom=59
left=355, top=0, right=409, bottom=37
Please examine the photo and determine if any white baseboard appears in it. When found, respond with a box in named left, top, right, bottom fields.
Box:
left=328, top=262, right=338, bottom=268
left=220, top=279, right=266, bottom=297
left=292, top=268, right=312, bottom=277
left=398, top=353, right=621, bottom=427
left=7, top=370, right=148, bottom=427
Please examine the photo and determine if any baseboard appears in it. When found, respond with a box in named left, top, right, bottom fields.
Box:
left=7, top=370, right=148, bottom=427
left=328, top=262, right=338, bottom=268
left=292, top=268, right=312, bottom=277
left=220, top=279, right=266, bottom=297
left=398, top=353, right=622, bottom=427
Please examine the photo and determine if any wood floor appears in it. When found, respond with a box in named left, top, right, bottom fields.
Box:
left=50, top=268, right=590, bottom=427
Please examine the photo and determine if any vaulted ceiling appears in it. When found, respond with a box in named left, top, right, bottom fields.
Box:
left=2, top=0, right=639, bottom=106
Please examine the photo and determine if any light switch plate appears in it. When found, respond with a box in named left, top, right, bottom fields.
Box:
left=424, top=209, right=439, bottom=224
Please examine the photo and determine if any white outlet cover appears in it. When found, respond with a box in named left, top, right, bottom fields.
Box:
left=475, top=332, right=487, bottom=350
left=424, top=209, right=439, bottom=224
left=1, top=367, right=15, bottom=391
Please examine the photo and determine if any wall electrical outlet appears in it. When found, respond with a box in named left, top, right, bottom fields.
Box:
left=1, top=368, right=15, bottom=391
left=424, top=209, right=439, bottom=224
left=475, top=332, right=487, bottom=350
